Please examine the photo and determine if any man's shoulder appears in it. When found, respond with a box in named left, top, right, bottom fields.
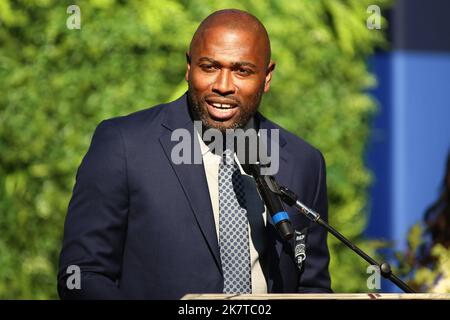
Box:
left=258, top=113, right=324, bottom=161
left=98, top=94, right=188, bottom=137
left=103, top=101, right=169, bottom=132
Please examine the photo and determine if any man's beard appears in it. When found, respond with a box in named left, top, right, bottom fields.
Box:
left=187, top=83, right=264, bottom=133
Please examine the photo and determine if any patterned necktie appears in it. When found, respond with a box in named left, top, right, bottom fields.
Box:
left=218, top=149, right=252, bottom=293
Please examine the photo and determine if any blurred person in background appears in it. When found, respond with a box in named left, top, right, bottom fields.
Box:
left=421, top=150, right=450, bottom=266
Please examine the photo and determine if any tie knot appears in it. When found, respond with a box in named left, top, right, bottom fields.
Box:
left=222, top=149, right=234, bottom=166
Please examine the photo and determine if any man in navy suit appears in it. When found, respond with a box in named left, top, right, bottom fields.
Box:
left=58, top=9, right=331, bottom=299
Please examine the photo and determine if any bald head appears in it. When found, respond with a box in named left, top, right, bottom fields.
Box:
left=189, top=9, right=271, bottom=66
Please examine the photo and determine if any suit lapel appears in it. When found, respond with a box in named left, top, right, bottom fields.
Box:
left=158, top=94, right=222, bottom=274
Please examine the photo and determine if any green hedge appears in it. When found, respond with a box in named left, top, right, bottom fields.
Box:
left=0, top=0, right=390, bottom=298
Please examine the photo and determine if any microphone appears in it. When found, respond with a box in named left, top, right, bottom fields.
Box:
left=242, top=162, right=294, bottom=241
left=234, top=130, right=293, bottom=241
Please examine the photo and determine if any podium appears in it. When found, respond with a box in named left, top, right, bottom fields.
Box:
left=182, top=293, right=450, bottom=300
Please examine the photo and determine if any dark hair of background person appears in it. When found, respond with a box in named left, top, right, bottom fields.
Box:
left=420, top=150, right=450, bottom=265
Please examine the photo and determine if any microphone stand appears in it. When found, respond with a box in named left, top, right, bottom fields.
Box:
left=264, top=175, right=416, bottom=294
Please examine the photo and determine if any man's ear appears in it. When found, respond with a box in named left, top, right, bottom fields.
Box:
left=185, top=52, right=191, bottom=82
left=263, top=60, right=276, bottom=93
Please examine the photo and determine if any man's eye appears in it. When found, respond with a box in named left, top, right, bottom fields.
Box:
left=237, top=68, right=252, bottom=76
left=200, top=64, right=216, bottom=72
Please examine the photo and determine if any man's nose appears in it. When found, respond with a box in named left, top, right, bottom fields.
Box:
left=212, top=69, right=235, bottom=95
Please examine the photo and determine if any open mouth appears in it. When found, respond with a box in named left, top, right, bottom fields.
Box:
left=209, top=103, right=235, bottom=109
left=205, top=100, right=238, bottom=121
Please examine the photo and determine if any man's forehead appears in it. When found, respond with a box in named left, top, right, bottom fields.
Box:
left=192, top=27, right=267, bottom=64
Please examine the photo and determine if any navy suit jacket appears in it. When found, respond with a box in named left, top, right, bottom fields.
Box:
left=58, top=93, right=331, bottom=299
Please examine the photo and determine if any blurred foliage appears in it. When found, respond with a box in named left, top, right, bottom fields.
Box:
left=0, top=0, right=391, bottom=298
left=395, top=223, right=450, bottom=293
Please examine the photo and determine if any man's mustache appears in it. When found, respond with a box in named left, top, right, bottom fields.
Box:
left=203, top=94, right=240, bottom=106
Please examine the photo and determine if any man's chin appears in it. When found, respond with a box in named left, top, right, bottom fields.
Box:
left=203, top=119, right=238, bottom=133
